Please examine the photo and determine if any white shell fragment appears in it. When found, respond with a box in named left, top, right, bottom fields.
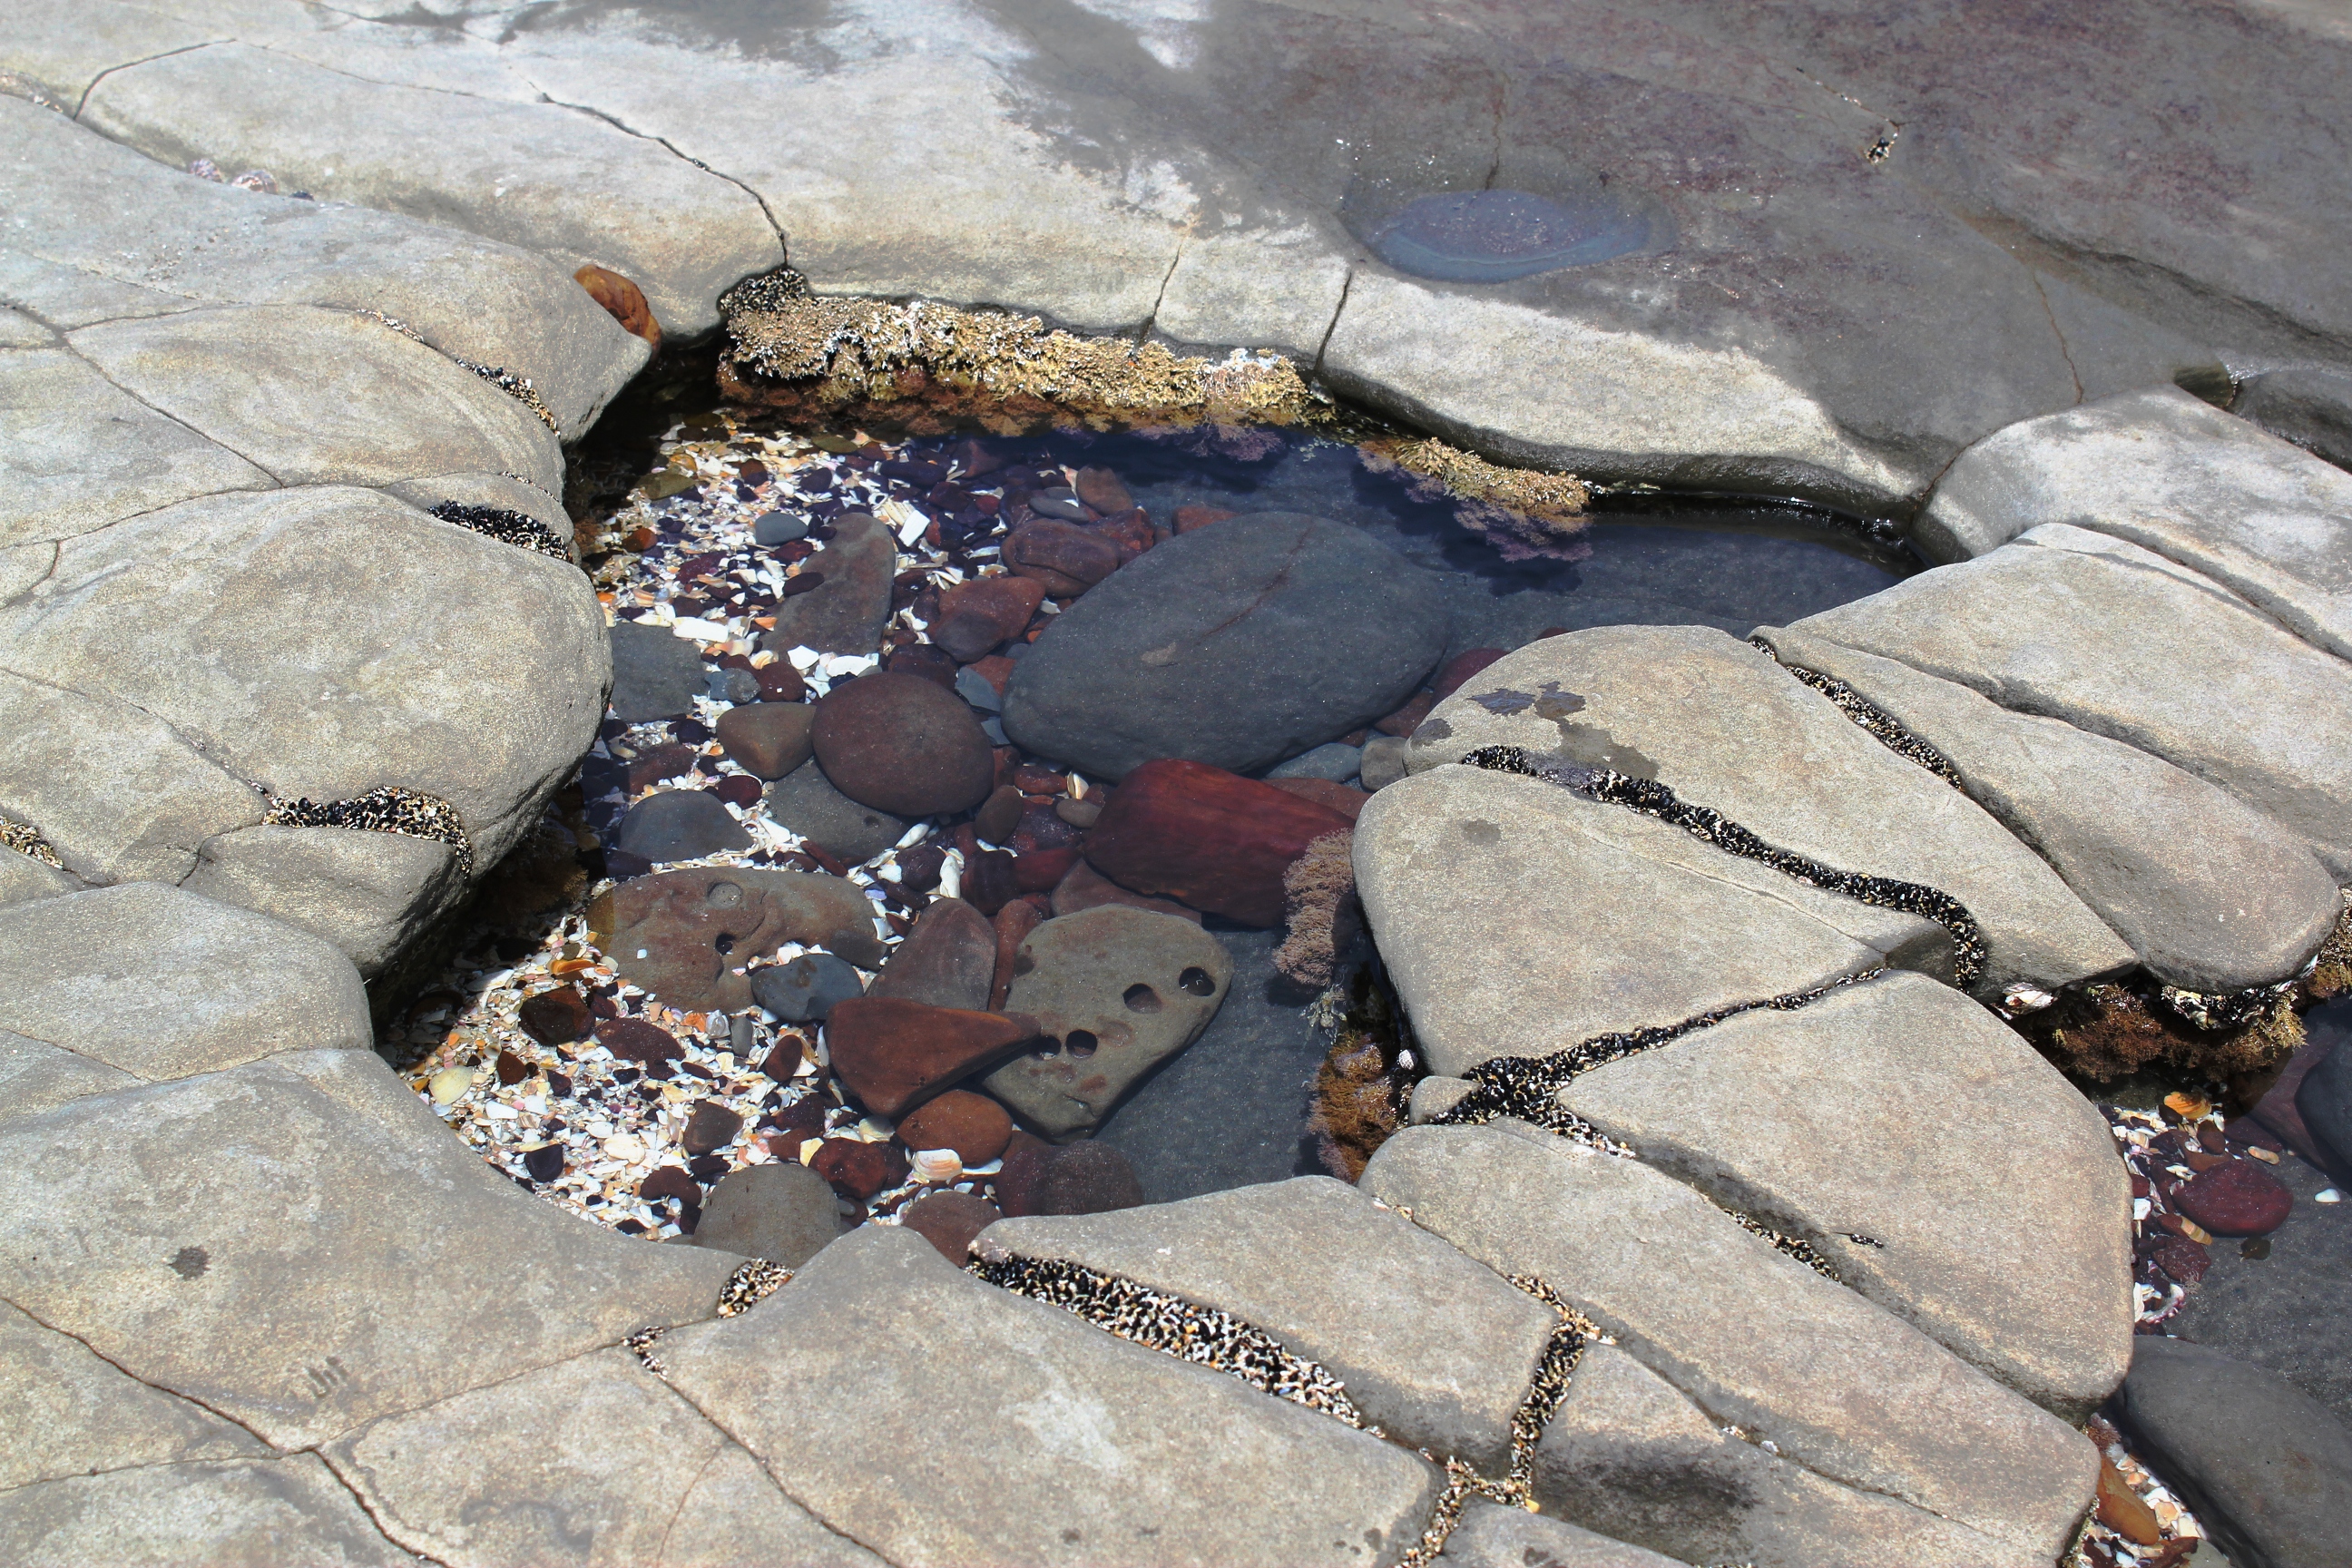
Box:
left=911, top=1148, right=964, bottom=1184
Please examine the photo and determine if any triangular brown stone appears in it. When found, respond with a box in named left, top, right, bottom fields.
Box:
left=825, top=996, right=1040, bottom=1118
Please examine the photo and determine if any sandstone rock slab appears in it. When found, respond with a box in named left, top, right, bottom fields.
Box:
left=327, top=1348, right=880, bottom=1568
left=1437, top=1502, right=1690, bottom=1568
left=0, top=484, right=608, bottom=878
left=1360, top=1123, right=2095, bottom=1557
left=0, top=667, right=266, bottom=887
left=0, top=1050, right=738, bottom=1448
left=183, top=824, right=466, bottom=980
left=983, top=906, right=1233, bottom=1138
left=1406, top=624, right=2134, bottom=993
left=0, top=882, right=369, bottom=1079
left=71, top=304, right=563, bottom=496
left=80, top=41, right=779, bottom=339
left=763, top=760, right=909, bottom=863
left=1560, top=970, right=2133, bottom=1418
left=1795, top=524, right=2352, bottom=877
left=1917, top=387, right=2352, bottom=662
left=0, top=93, right=646, bottom=436
left=0, top=1298, right=266, bottom=1491
left=1756, top=624, right=2343, bottom=992
left=1354, top=766, right=1900, bottom=1077
left=824, top=996, right=1038, bottom=1119
left=0, top=1453, right=411, bottom=1568
left=1534, top=1344, right=2036, bottom=1568
left=0, top=1029, right=137, bottom=1124
left=588, top=866, right=886, bottom=1014
left=985, top=1175, right=1554, bottom=1470
left=659, top=1223, right=1441, bottom=1567
left=0, top=346, right=270, bottom=550
left=1004, top=512, right=1451, bottom=781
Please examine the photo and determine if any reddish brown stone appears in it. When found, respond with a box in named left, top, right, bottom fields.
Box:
left=884, top=642, right=961, bottom=693
left=871, top=897, right=996, bottom=1011
left=1266, top=778, right=1368, bottom=822
left=683, top=1102, right=745, bottom=1156
left=760, top=1037, right=806, bottom=1081
left=716, top=701, right=816, bottom=779
left=1375, top=691, right=1437, bottom=737
left=897, top=842, right=946, bottom=893
left=1083, top=759, right=1353, bottom=926
left=961, top=846, right=1019, bottom=916
left=933, top=575, right=1046, bottom=663
left=1013, top=762, right=1068, bottom=795
left=1004, top=520, right=1120, bottom=595
left=1012, top=846, right=1081, bottom=893
left=595, top=1017, right=682, bottom=1064
left=824, top=996, right=1040, bottom=1118
left=899, top=1190, right=1004, bottom=1262
left=1172, top=504, right=1237, bottom=534
left=897, top=1089, right=1015, bottom=1164
left=762, top=1095, right=832, bottom=1155
left=641, top=1166, right=700, bottom=1205
left=712, top=775, right=763, bottom=808
left=495, top=1049, right=530, bottom=1085
left=1010, top=801, right=1083, bottom=853
left=975, top=785, right=1024, bottom=847
left=2176, top=1159, right=2294, bottom=1236
left=990, top=898, right=1045, bottom=1012
left=995, top=1139, right=1143, bottom=1218
left=1092, top=507, right=1155, bottom=564
left=811, top=1138, right=908, bottom=1202
left=755, top=661, right=808, bottom=701
left=1073, top=466, right=1134, bottom=514
left=1050, top=857, right=1200, bottom=923
left=622, top=741, right=697, bottom=793
left=810, top=671, right=996, bottom=817
left=2149, top=1235, right=2212, bottom=1287
left=1432, top=647, right=1509, bottom=701
left=517, top=985, right=590, bottom=1044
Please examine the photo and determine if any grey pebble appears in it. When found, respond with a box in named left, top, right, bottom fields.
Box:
left=754, top=512, right=808, bottom=546
left=956, top=666, right=1004, bottom=712
left=1268, top=742, right=1363, bottom=783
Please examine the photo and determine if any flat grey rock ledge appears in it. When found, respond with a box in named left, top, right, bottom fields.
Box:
left=983, top=1174, right=1557, bottom=1471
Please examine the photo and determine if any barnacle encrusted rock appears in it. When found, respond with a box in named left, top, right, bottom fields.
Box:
left=1357, top=436, right=1591, bottom=561
left=717, top=268, right=1324, bottom=436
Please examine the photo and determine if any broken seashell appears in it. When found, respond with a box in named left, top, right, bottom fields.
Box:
left=2001, top=984, right=2056, bottom=1014
left=2163, top=1091, right=2214, bottom=1121
left=427, top=1066, right=475, bottom=1105
left=910, top=1148, right=963, bottom=1184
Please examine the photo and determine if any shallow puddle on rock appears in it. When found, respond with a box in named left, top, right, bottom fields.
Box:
left=395, top=410, right=1920, bottom=1238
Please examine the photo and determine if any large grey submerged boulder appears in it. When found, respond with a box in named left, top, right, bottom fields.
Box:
left=1794, top=524, right=2352, bottom=877
left=1560, top=970, right=2132, bottom=1419
left=2113, top=1337, right=2352, bottom=1568
left=0, top=93, right=648, bottom=437
left=658, top=1223, right=1442, bottom=1567
left=0, top=1453, right=411, bottom=1568
left=325, top=1348, right=879, bottom=1567
left=981, top=1175, right=1556, bottom=1471
left=0, top=1049, right=738, bottom=1450
left=1406, top=624, right=2134, bottom=994
left=0, top=882, right=370, bottom=1078
left=0, top=485, right=610, bottom=884
left=983, top=906, right=1234, bottom=1139
left=1755, top=623, right=2343, bottom=993
left=1534, top=1344, right=2039, bottom=1568
left=1354, top=763, right=1934, bottom=1078
left=1004, top=512, right=1451, bottom=780
left=1437, top=1500, right=1690, bottom=1568
left=1916, top=386, right=2352, bottom=662
left=1360, top=1123, right=2096, bottom=1559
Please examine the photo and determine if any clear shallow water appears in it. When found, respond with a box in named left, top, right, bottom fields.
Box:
left=897, top=426, right=1916, bottom=655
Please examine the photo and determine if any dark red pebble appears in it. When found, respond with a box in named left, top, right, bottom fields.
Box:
left=596, top=1017, right=683, bottom=1063
left=2150, top=1236, right=2211, bottom=1286
left=641, top=1166, right=700, bottom=1204
left=523, top=1144, right=565, bottom=1182
left=2176, top=1159, right=2294, bottom=1236
left=712, top=775, right=764, bottom=808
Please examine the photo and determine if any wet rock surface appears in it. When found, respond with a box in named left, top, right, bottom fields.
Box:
left=588, top=867, right=885, bottom=1014
left=1004, top=512, right=1451, bottom=780
left=761, top=760, right=909, bottom=863
left=688, top=1162, right=844, bottom=1268
left=810, top=671, right=996, bottom=817
left=1083, top=760, right=1355, bottom=927
left=762, top=511, right=897, bottom=656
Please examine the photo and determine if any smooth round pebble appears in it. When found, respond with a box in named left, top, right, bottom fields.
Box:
left=2177, top=1159, right=2295, bottom=1236
left=754, top=511, right=808, bottom=545
left=751, top=952, right=867, bottom=1022
left=810, top=671, right=996, bottom=817
left=614, top=789, right=752, bottom=862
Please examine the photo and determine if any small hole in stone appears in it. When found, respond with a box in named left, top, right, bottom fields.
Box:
left=1122, top=983, right=1161, bottom=1013
left=1064, top=1030, right=1098, bottom=1058
left=1178, top=967, right=1215, bottom=996
left=714, top=935, right=735, bottom=955
left=1014, top=953, right=1036, bottom=975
